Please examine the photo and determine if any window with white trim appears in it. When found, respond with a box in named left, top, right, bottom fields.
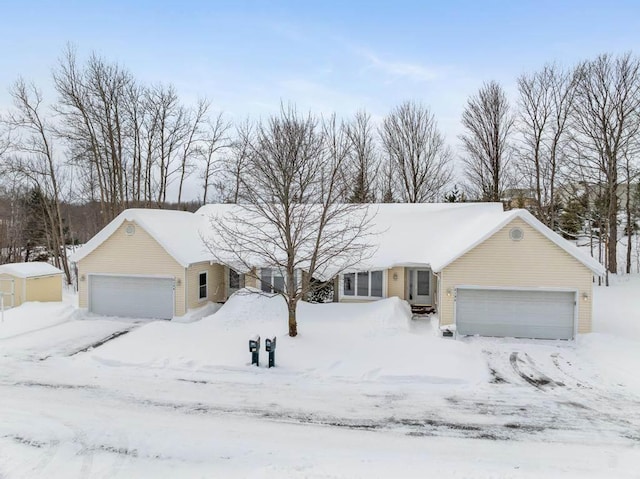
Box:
left=343, top=271, right=384, bottom=298
left=198, top=272, right=208, bottom=300
left=260, top=268, right=297, bottom=293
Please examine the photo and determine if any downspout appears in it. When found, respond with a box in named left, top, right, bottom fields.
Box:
left=183, top=266, right=188, bottom=317
left=434, top=271, right=442, bottom=330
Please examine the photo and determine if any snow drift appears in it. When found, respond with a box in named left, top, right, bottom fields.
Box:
left=84, top=291, right=488, bottom=384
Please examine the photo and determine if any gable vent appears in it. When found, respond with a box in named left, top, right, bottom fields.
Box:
left=509, top=227, right=524, bottom=241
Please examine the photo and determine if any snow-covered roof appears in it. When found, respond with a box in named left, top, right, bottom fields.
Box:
left=196, top=202, right=604, bottom=275
left=70, top=209, right=212, bottom=267
left=72, top=203, right=605, bottom=276
left=372, top=204, right=604, bottom=274
left=0, top=262, right=63, bottom=278
left=429, top=207, right=605, bottom=275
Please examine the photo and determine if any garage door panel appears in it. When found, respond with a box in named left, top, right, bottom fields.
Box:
left=89, top=275, right=174, bottom=320
left=456, top=289, right=575, bottom=340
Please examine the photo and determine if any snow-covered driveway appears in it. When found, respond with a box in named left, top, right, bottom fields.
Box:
left=0, top=282, right=639, bottom=477
left=0, top=302, right=144, bottom=361
left=0, top=319, right=137, bottom=360
left=456, top=338, right=640, bottom=442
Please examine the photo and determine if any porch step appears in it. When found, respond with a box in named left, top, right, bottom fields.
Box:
left=411, top=305, right=435, bottom=315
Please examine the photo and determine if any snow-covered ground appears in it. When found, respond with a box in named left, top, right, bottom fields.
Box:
left=0, top=280, right=639, bottom=478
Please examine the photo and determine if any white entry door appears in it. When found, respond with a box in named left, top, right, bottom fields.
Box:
left=407, top=269, right=432, bottom=304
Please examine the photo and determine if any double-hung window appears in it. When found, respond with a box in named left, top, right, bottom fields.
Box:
left=260, top=268, right=287, bottom=293
left=198, top=272, right=208, bottom=300
left=343, top=271, right=383, bottom=298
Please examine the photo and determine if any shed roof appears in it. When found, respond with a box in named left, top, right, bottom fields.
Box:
left=0, top=262, right=64, bottom=278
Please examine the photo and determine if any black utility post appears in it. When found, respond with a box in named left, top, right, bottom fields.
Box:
left=265, top=336, right=276, bottom=368
left=249, top=335, right=260, bottom=366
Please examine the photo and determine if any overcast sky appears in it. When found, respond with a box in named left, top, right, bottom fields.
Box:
left=1, top=1, right=639, bottom=197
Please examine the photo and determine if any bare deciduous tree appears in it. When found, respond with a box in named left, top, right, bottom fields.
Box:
left=204, top=106, right=375, bottom=337
left=176, top=98, right=210, bottom=206
left=379, top=158, right=397, bottom=203
left=54, top=46, right=225, bottom=219
left=572, top=53, right=640, bottom=275
left=517, top=64, right=577, bottom=227
left=621, top=151, right=640, bottom=273
left=199, top=112, right=230, bottom=203
left=0, top=176, right=29, bottom=264
left=2, top=79, right=71, bottom=283
left=214, top=120, right=253, bottom=203
left=380, top=101, right=452, bottom=203
left=346, top=110, right=379, bottom=203
left=460, top=81, right=515, bottom=202
left=54, top=47, right=133, bottom=222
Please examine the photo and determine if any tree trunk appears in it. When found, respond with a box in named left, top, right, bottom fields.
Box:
left=626, top=178, right=632, bottom=274
left=608, top=183, right=618, bottom=274
left=288, top=301, right=298, bottom=337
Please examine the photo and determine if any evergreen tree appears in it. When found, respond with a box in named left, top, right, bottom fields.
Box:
left=444, top=185, right=465, bottom=203
left=22, top=188, right=50, bottom=262
left=559, top=197, right=586, bottom=239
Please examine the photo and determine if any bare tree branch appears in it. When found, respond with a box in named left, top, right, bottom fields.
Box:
left=380, top=101, right=453, bottom=203
left=204, top=105, right=376, bottom=337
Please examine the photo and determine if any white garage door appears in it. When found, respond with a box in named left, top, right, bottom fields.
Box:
left=456, top=288, right=575, bottom=340
left=89, top=275, right=175, bottom=320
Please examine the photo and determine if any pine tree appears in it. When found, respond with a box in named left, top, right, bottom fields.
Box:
left=444, top=185, right=465, bottom=203
left=559, top=197, right=586, bottom=239
left=22, top=188, right=51, bottom=262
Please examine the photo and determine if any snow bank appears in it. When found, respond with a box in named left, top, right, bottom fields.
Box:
left=579, top=275, right=640, bottom=391
left=85, top=291, right=488, bottom=384
left=0, top=302, right=75, bottom=339
left=592, top=274, right=640, bottom=340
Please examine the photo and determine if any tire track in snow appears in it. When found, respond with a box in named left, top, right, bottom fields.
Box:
left=509, top=352, right=564, bottom=390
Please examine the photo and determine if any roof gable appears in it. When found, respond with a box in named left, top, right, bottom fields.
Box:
left=70, top=209, right=212, bottom=267
left=436, top=209, right=605, bottom=275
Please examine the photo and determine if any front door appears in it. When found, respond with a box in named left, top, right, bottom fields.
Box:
left=406, top=269, right=432, bottom=305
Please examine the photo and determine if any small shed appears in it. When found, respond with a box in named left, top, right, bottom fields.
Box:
left=0, top=262, right=64, bottom=307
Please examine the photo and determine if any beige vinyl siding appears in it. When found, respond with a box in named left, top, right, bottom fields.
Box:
left=25, top=275, right=62, bottom=302
left=387, top=267, right=406, bottom=300
left=385, top=267, right=437, bottom=305
left=185, top=262, right=225, bottom=309
left=244, top=268, right=258, bottom=289
left=0, top=273, right=23, bottom=306
left=0, top=273, right=61, bottom=306
left=78, top=220, right=187, bottom=315
left=439, top=217, right=594, bottom=333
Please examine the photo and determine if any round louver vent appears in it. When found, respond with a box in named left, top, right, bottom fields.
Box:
left=125, top=224, right=136, bottom=236
left=509, top=227, right=524, bottom=241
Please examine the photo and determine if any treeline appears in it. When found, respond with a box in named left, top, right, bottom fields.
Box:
left=1, top=47, right=640, bottom=283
